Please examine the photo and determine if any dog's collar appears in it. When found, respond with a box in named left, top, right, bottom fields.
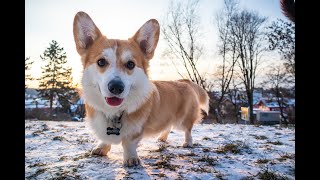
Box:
left=106, top=111, right=124, bottom=136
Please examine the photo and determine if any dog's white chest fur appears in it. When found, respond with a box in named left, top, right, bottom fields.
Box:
left=87, top=111, right=144, bottom=144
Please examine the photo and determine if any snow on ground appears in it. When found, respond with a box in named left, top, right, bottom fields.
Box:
left=25, top=120, right=295, bottom=179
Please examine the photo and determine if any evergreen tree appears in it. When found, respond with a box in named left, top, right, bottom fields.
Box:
left=37, top=40, right=77, bottom=119
left=25, top=57, right=34, bottom=89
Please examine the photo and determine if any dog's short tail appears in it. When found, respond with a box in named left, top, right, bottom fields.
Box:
left=177, top=79, right=210, bottom=117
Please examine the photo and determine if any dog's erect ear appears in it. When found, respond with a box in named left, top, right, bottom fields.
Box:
left=132, top=19, right=160, bottom=60
left=73, top=11, right=102, bottom=56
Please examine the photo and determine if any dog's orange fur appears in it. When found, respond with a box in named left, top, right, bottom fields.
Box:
left=85, top=79, right=206, bottom=135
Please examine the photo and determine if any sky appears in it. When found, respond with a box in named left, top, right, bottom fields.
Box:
left=25, top=0, right=287, bottom=89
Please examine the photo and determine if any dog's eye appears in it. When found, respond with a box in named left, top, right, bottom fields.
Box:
left=97, top=59, right=107, bottom=67
left=126, top=61, right=135, bottom=70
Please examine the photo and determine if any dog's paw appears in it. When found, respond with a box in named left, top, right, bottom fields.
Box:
left=123, top=157, right=141, bottom=167
left=158, top=137, right=167, bottom=142
left=182, top=142, right=193, bottom=148
left=91, top=145, right=111, bottom=156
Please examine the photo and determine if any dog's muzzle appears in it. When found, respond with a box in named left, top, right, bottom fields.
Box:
left=105, top=79, right=125, bottom=106
left=108, top=80, right=125, bottom=95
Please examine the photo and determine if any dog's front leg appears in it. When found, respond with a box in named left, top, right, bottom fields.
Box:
left=122, top=134, right=142, bottom=167
left=91, top=142, right=111, bottom=156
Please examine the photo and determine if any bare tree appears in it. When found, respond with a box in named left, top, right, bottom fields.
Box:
left=267, top=19, right=295, bottom=81
left=264, top=65, right=291, bottom=126
left=25, top=57, right=34, bottom=89
left=212, top=0, right=239, bottom=123
left=161, top=0, right=206, bottom=89
left=226, top=77, right=244, bottom=123
left=227, top=10, right=267, bottom=124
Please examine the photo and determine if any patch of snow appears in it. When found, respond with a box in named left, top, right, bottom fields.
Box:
left=25, top=120, right=295, bottom=179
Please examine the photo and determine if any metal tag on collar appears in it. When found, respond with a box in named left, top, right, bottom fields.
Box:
left=106, top=127, right=120, bottom=135
left=106, top=111, right=124, bottom=136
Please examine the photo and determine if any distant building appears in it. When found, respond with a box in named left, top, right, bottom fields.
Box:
left=253, top=99, right=294, bottom=112
left=70, top=97, right=85, bottom=119
left=240, top=96, right=295, bottom=124
left=25, top=88, right=62, bottom=111
left=25, top=98, right=62, bottom=111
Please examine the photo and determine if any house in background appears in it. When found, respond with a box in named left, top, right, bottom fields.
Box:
left=240, top=97, right=295, bottom=125
left=25, top=89, right=62, bottom=111
left=240, top=106, right=281, bottom=125
left=25, top=88, right=63, bottom=120
left=253, top=98, right=294, bottom=112
left=70, top=97, right=85, bottom=121
left=25, top=97, right=62, bottom=111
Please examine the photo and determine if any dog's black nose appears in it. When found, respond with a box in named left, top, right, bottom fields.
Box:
left=108, top=80, right=125, bottom=95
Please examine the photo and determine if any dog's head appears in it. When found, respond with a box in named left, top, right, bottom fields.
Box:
left=73, top=12, right=159, bottom=113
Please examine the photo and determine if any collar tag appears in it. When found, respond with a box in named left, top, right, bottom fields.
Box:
left=106, top=111, right=124, bottom=136
left=106, top=127, right=120, bottom=135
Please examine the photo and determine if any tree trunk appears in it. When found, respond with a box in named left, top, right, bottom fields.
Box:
left=234, top=104, right=239, bottom=124
left=247, top=94, right=254, bottom=124
left=50, top=92, right=53, bottom=120
left=213, top=107, right=222, bottom=124
left=277, top=97, right=288, bottom=126
left=217, top=106, right=224, bottom=124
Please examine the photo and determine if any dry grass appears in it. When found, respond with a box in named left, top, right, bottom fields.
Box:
left=28, top=162, right=47, bottom=168
left=216, top=141, right=251, bottom=154
left=256, top=168, right=289, bottom=180
left=52, top=136, right=65, bottom=141
left=216, top=143, right=240, bottom=154
left=152, top=143, right=168, bottom=152
left=198, top=155, right=218, bottom=166
left=202, top=148, right=210, bottom=152
left=193, top=143, right=202, bottom=147
left=73, top=152, right=91, bottom=161
left=251, top=134, right=268, bottom=140
left=267, top=140, right=283, bottom=145
left=277, top=153, right=295, bottom=162
left=153, top=154, right=179, bottom=171
left=26, top=168, right=48, bottom=179
left=255, top=158, right=270, bottom=164
left=203, top=136, right=212, bottom=141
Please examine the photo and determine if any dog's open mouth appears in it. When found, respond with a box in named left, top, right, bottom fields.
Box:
left=106, top=97, right=124, bottom=106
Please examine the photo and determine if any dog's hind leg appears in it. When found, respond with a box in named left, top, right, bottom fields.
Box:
left=181, top=111, right=199, bottom=148
left=91, top=142, right=111, bottom=156
left=182, top=128, right=193, bottom=147
left=181, top=104, right=202, bottom=148
left=158, top=126, right=171, bottom=142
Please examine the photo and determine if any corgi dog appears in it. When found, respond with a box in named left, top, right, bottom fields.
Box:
left=73, top=11, right=209, bottom=167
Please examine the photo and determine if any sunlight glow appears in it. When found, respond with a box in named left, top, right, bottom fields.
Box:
left=26, top=0, right=286, bottom=89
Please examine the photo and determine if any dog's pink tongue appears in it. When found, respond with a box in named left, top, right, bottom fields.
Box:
left=106, top=97, right=123, bottom=106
